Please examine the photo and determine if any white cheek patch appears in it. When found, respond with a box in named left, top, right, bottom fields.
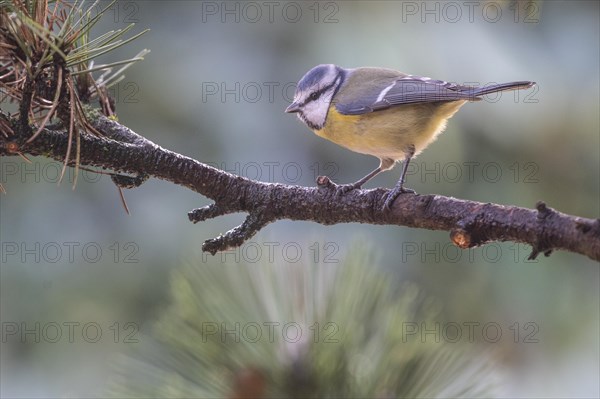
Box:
left=293, top=67, right=342, bottom=130
left=300, top=87, right=336, bottom=130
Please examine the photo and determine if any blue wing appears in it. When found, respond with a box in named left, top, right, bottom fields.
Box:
left=335, top=75, right=533, bottom=115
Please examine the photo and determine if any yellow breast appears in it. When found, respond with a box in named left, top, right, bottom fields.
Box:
left=314, top=102, right=466, bottom=161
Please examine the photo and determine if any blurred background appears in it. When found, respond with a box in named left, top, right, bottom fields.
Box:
left=1, top=0, right=598, bottom=397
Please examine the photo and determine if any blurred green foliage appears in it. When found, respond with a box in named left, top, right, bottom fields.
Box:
left=110, top=246, right=496, bottom=398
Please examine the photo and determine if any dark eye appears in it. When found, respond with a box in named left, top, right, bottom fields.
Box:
left=309, top=92, right=319, bottom=101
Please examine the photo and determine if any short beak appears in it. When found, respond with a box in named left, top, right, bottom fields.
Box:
left=285, top=102, right=301, bottom=113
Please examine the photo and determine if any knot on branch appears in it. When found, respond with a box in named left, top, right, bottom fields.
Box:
left=2, top=140, right=20, bottom=154
left=535, top=201, right=553, bottom=220
left=528, top=201, right=557, bottom=260
left=450, top=226, right=490, bottom=249
left=450, top=228, right=474, bottom=249
left=111, top=173, right=149, bottom=189
left=575, top=217, right=600, bottom=236
left=316, top=175, right=333, bottom=188
left=449, top=210, right=492, bottom=249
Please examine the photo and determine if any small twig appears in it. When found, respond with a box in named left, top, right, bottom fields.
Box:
left=189, top=204, right=231, bottom=224
left=202, top=210, right=275, bottom=255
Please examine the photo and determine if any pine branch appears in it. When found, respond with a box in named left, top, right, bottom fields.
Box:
left=1, top=111, right=599, bottom=261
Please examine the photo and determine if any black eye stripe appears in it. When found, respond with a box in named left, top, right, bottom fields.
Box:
left=301, top=80, right=338, bottom=106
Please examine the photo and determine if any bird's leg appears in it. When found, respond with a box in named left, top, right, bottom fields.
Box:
left=349, top=166, right=384, bottom=189
left=383, top=146, right=417, bottom=210
left=317, top=158, right=393, bottom=195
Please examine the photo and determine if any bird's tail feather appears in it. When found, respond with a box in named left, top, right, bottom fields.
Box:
left=472, top=81, right=536, bottom=97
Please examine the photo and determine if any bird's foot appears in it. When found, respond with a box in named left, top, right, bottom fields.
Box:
left=316, top=176, right=361, bottom=196
left=383, top=186, right=416, bottom=211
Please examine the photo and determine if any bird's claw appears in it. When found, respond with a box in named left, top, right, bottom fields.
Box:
left=334, top=183, right=360, bottom=196
left=383, top=186, right=416, bottom=211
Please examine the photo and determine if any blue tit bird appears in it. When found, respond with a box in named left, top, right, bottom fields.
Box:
left=285, top=64, right=535, bottom=209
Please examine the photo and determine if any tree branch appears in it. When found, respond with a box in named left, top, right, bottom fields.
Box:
left=1, top=112, right=599, bottom=261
